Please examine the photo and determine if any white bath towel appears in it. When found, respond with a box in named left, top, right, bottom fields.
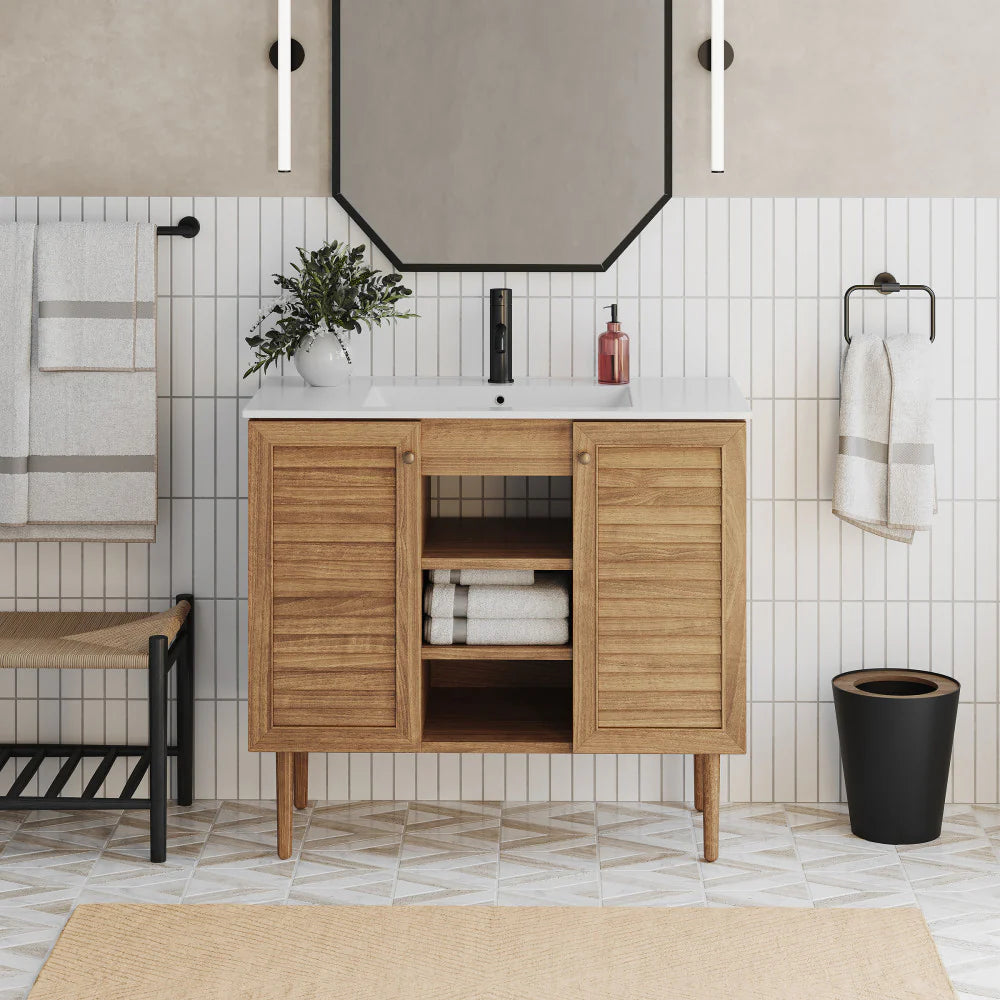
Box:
left=424, top=573, right=570, bottom=620
left=429, top=568, right=535, bottom=585
left=423, top=616, right=569, bottom=646
left=0, top=224, right=36, bottom=526
left=833, top=332, right=936, bottom=543
left=36, top=222, right=156, bottom=371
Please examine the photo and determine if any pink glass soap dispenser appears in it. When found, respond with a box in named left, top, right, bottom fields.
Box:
left=598, top=303, right=630, bottom=384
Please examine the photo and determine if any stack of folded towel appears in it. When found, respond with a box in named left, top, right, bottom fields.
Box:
left=423, top=570, right=570, bottom=645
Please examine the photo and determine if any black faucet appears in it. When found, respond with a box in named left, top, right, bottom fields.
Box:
left=488, top=287, right=513, bottom=384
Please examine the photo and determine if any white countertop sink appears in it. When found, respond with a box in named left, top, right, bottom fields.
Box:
left=243, top=376, right=750, bottom=421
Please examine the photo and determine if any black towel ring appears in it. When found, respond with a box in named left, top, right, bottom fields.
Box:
left=844, top=272, right=935, bottom=344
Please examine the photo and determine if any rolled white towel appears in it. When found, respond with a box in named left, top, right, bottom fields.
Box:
left=424, top=574, right=569, bottom=620
left=429, top=568, right=534, bottom=585
left=423, top=616, right=569, bottom=646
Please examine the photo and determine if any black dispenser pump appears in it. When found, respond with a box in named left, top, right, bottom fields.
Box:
left=605, top=303, right=618, bottom=323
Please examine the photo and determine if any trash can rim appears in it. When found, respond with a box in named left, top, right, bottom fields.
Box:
left=833, top=668, right=959, bottom=699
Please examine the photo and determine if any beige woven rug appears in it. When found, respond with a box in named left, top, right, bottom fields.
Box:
left=29, top=904, right=954, bottom=1000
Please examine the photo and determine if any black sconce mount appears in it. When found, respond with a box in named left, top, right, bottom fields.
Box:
left=697, top=40, right=734, bottom=71
left=268, top=39, right=306, bottom=71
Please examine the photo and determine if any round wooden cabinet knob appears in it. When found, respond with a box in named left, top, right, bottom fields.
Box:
left=578, top=451, right=592, bottom=465
left=401, top=451, right=416, bottom=465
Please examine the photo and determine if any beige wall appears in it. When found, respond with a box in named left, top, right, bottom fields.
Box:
left=0, top=1, right=996, bottom=195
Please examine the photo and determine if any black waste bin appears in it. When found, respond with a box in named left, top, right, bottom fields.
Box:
left=832, top=669, right=960, bottom=845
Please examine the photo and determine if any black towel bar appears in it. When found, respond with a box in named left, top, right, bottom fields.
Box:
left=844, top=271, right=935, bottom=344
left=156, top=217, right=200, bottom=239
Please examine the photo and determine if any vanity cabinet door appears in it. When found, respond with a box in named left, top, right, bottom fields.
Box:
left=249, top=420, right=420, bottom=752
left=573, top=422, right=746, bottom=754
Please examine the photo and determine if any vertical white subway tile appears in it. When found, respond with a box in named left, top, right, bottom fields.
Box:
left=661, top=199, right=684, bottom=296
left=728, top=197, right=751, bottom=297
left=773, top=199, right=796, bottom=297
left=841, top=198, right=864, bottom=287
left=795, top=502, right=818, bottom=600
left=817, top=702, right=841, bottom=801
left=795, top=703, right=818, bottom=802
left=773, top=400, right=796, bottom=498
left=818, top=198, right=842, bottom=298
left=751, top=502, right=773, bottom=601
left=683, top=198, right=706, bottom=296
left=953, top=197, right=976, bottom=298
left=751, top=198, right=773, bottom=296
left=728, top=298, right=751, bottom=394
left=750, top=704, right=773, bottom=802
left=527, top=755, right=550, bottom=801
left=683, top=298, right=707, bottom=376
left=885, top=602, right=909, bottom=668
left=795, top=199, right=818, bottom=298
left=795, top=402, right=818, bottom=500
left=951, top=703, right=975, bottom=803
left=773, top=300, right=796, bottom=398
left=706, top=299, right=728, bottom=378
left=773, top=602, right=797, bottom=700
left=482, top=754, right=505, bottom=800
left=706, top=198, right=728, bottom=297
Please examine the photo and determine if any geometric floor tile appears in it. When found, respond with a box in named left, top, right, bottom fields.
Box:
left=0, top=801, right=997, bottom=999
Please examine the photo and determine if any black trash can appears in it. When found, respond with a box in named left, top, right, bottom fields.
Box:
left=832, top=669, right=960, bottom=845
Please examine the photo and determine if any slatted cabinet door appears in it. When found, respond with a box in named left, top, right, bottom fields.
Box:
left=573, top=422, right=746, bottom=754
left=249, top=420, right=421, bottom=752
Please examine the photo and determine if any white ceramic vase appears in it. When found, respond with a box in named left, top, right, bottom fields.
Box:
left=294, top=330, right=351, bottom=387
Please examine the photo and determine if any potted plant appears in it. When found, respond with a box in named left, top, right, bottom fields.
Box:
left=243, top=241, right=415, bottom=386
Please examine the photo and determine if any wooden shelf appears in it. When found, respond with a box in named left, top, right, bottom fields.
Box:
left=420, top=687, right=572, bottom=753
left=422, top=644, right=572, bottom=661
left=422, top=518, right=572, bottom=570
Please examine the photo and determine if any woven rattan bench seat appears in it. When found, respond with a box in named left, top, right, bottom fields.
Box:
left=0, top=602, right=191, bottom=670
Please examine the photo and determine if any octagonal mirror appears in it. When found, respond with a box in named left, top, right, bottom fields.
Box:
left=334, top=0, right=670, bottom=271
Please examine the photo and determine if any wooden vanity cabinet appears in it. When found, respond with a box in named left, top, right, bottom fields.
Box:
left=572, top=422, right=746, bottom=755
left=248, top=421, right=421, bottom=755
left=248, top=417, right=746, bottom=861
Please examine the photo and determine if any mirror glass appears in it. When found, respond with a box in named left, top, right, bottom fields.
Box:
left=334, top=1, right=670, bottom=271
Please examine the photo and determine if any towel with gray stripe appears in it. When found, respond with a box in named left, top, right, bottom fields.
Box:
left=423, top=570, right=570, bottom=645
left=832, top=332, right=936, bottom=543
left=0, top=222, right=158, bottom=540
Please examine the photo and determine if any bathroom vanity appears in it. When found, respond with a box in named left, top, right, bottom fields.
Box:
left=245, top=377, right=749, bottom=861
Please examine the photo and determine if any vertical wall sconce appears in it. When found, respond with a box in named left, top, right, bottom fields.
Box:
left=269, top=1, right=305, bottom=174
left=698, top=0, right=734, bottom=174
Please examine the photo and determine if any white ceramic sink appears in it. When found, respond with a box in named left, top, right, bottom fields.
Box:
left=243, top=376, right=751, bottom=421
left=362, top=382, right=634, bottom=413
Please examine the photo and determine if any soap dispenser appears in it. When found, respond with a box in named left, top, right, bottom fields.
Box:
left=597, top=304, right=629, bottom=384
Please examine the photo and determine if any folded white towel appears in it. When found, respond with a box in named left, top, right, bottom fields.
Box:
left=429, top=568, right=535, bottom=585
left=36, top=222, right=156, bottom=372
left=423, top=616, right=569, bottom=645
left=833, top=332, right=936, bottom=543
left=0, top=224, right=36, bottom=526
left=424, top=573, right=570, bottom=620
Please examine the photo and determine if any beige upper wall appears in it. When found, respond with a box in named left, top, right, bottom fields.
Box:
left=0, top=0, right=995, bottom=196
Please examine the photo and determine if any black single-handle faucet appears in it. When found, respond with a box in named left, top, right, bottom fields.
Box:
left=488, top=287, right=513, bottom=384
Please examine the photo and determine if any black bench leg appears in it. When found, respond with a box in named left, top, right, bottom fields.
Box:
left=148, top=635, right=168, bottom=864
left=175, top=593, right=195, bottom=807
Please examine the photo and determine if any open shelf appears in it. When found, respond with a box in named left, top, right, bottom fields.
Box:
left=421, top=686, right=572, bottom=753
left=422, top=644, right=572, bottom=661
left=422, top=517, right=572, bottom=570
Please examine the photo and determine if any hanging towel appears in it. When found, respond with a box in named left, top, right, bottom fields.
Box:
left=833, top=332, right=936, bottom=543
left=424, top=573, right=570, bottom=620
left=35, top=222, right=156, bottom=371
left=429, top=568, right=535, bottom=585
left=0, top=224, right=36, bottom=526
left=423, top=616, right=569, bottom=646
left=0, top=222, right=158, bottom=541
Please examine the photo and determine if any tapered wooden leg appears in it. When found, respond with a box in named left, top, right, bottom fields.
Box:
left=702, top=753, right=720, bottom=862
left=693, top=754, right=704, bottom=812
left=293, top=752, right=309, bottom=810
left=276, top=752, right=294, bottom=860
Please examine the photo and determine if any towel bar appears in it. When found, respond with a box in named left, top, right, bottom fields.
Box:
left=844, top=272, right=935, bottom=344
left=156, top=217, right=200, bottom=239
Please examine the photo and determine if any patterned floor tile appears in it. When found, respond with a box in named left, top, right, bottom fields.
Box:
left=0, top=800, right=997, bottom=999
left=0, top=811, right=118, bottom=867
left=392, top=869, right=496, bottom=906
left=103, top=802, right=220, bottom=866
left=288, top=860, right=395, bottom=906
left=182, top=866, right=293, bottom=905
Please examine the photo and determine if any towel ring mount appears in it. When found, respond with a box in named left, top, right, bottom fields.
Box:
left=844, top=272, right=935, bottom=345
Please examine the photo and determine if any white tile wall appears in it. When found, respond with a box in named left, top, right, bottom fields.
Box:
left=1, top=195, right=997, bottom=805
